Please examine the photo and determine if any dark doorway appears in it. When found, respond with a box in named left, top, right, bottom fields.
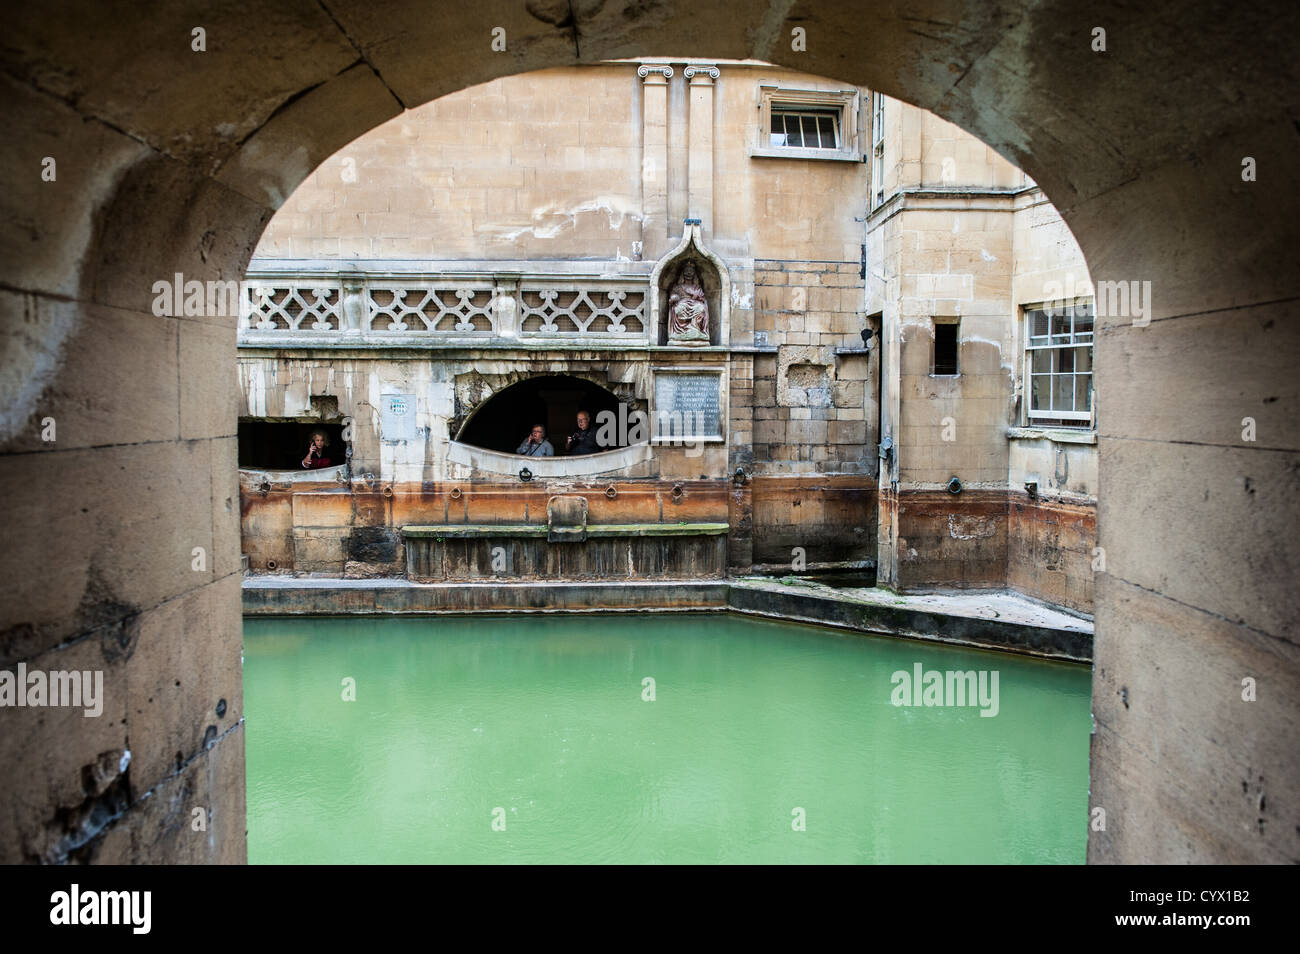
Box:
left=238, top=420, right=347, bottom=470
left=456, top=375, right=623, bottom=455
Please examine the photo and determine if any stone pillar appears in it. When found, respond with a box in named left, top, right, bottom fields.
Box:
left=685, top=65, right=718, bottom=238
left=340, top=275, right=366, bottom=334
left=637, top=65, right=672, bottom=260
left=728, top=351, right=755, bottom=571
left=492, top=275, right=519, bottom=339
left=876, top=300, right=902, bottom=589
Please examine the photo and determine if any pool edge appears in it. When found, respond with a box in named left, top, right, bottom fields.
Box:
left=241, top=577, right=1092, bottom=664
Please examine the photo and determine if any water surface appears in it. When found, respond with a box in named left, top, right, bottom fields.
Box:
left=244, top=613, right=1091, bottom=863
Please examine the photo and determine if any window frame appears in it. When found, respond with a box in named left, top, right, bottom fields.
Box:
left=932, top=318, right=960, bottom=376
left=1022, top=299, right=1095, bottom=427
left=753, top=84, right=861, bottom=163
left=768, top=107, right=842, bottom=151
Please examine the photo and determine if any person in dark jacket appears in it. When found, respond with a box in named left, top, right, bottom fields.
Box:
left=301, top=429, right=333, bottom=469
left=565, top=410, right=601, bottom=455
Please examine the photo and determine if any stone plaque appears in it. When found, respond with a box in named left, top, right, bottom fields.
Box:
left=380, top=392, right=417, bottom=442
left=654, top=371, right=722, bottom=439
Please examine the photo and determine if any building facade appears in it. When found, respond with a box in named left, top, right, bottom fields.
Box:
left=238, top=59, right=1096, bottom=611
left=865, top=89, right=1097, bottom=611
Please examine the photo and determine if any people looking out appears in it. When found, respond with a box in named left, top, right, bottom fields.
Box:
left=301, top=430, right=333, bottom=469
left=565, top=410, right=600, bottom=456
left=517, top=424, right=555, bottom=457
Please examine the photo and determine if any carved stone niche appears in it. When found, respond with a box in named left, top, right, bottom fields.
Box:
left=648, top=219, right=730, bottom=347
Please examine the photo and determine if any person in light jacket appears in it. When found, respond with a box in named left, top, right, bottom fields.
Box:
left=517, top=424, right=554, bottom=457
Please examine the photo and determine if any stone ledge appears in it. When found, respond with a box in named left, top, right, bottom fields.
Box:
left=400, top=522, right=729, bottom=538
left=1006, top=425, right=1097, bottom=445
left=445, top=439, right=654, bottom=476
left=241, top=577, right=1092, bottom=662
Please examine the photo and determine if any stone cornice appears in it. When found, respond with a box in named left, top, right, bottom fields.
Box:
left=865, top=185, right=1041, bottom=230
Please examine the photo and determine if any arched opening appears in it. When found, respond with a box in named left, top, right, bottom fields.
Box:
left=2, top=1, right=1293, bottom=867
left=454, top=375, right=624, bottom=456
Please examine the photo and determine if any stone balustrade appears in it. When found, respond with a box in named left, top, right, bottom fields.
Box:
left=238, top=261, right=655, bottom=348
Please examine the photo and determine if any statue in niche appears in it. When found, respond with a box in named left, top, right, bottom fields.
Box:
left=667, top=260, right=710, bottom=343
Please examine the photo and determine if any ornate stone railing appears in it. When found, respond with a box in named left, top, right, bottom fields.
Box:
left=238, top=262, right=654, bottom=347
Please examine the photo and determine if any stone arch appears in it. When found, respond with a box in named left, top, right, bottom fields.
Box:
left=2, top=1, right=1296, bottom=864
left=449, top=366, right=644, bottom=439
left=452, top=372, right=634, bottom=453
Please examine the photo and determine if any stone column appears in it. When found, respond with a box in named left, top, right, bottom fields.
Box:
left=340, top=275, right=366, bottom=334
left=685, top=65, right=718, bottom=238
left=637, top=65, right=672, bottom=260
left=492, top=275, right=519, bottom=339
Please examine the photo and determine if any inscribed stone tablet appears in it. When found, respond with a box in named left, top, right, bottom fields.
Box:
left=380, top=393, right=417, bottom=442
left=655, top=373, right=721, bottom=438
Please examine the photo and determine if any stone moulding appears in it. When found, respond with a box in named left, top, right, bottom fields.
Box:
left=239, top=463, right=347, bottom=485
left=445, top=439, right=653, bottom=477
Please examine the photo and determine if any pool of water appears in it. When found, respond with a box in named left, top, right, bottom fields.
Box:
left=244, top=613, right=1092, bottom=863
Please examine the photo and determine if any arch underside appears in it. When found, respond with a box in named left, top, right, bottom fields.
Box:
left=1, top=1, right=1296, bottom=865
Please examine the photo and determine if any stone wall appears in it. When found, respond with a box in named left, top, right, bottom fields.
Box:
left=255, top=62, right=868, bottom=266
left=867, top=95, right=1097, bottom=606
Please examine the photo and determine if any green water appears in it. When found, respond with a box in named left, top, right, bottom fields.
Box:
left=244, top=613, right=1092, bottom=864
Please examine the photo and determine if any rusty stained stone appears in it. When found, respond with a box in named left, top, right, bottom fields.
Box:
left=895, top=489, right=1010, bottom=590
left=240, top=477, right=733, bottom=573
left=1008, top=497, right=1097, bottom=613
left=750, top=475, right=877, bottom=565
left=407, top=533, right=728, bottom=583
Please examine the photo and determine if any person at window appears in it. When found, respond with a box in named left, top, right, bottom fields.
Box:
left=566, top=410, right=600, bottom=455
left=516, top=424, right=554, bottom=457
left=301, top=429, right=333, bottom=469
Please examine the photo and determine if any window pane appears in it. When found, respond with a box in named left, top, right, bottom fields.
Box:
left=811, top=115, right=823, bottom=147
left=933, top=322, right=959, bottom=375
left=785, top=116, right=803, bottom=147
left=1050, top=310, right=1070, bottom=340
left=818, top=115, right=835, bottom=147
left=1074, top=346, right=1093, bottom=373
left=1030, top=374, right=1050, bottom=411
left=1029, top=310, right=1049, bottom=340
left=1073, top=309, right=1094, bottom=339
left=1058, top=347, right=1075, bottom=373
left=1031, top=350, right=1052, bottom=374
left=770, top=114, right=785, bottom=148
left=1075, top=374, right=1092, bottom=413
left=1052, top=374, right=1073, bottom=412
left=800, top=115, right=819, bottom=147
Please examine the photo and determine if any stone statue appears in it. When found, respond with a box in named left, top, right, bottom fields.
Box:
left=667, top=260, right=710, bottom=343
